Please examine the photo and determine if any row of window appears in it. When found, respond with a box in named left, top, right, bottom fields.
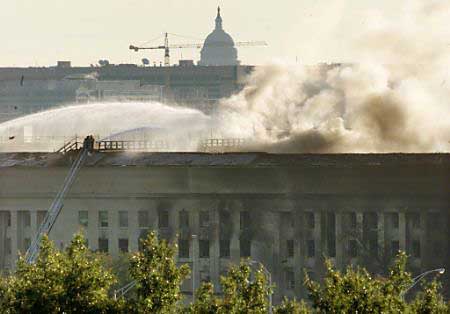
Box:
left=94, top=237, right=250, bottom=259
left=79, top=210, right=212, bottom=229
left=1, top=210, right=433, bottom=230
left=283, top=239, right=422, bottom=259
left=0, top=236, right=424, bottom=260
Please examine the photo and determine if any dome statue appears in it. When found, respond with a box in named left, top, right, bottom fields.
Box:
left=199, top=7, right=239, bottom=66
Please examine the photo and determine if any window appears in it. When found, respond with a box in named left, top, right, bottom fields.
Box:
left=0, top=211, right=11, bottom=227
left=119, top=211, right=128, bottom=228
left=349, top=212, right=357, bottom=229
left=220, top=239, right=230, bottom=258
left=412, top=240, right=421, bottom=258
left=306, top=212, right=315, bottom=229
left=159, top=210, right=169, bottom=228
left=307, top=239, right=315, bottom=258
left=6, top=238, right=11, bottom=255
left=138, top=210, right=149, bottom=228
left=240, top=239, right=251, bottom=258
left=37, top=211, right=47, bottom=227
left=240, top=211, right=250, bottom=230
left=349, top=239, right=358, bottom=258
left=286, top=269, right=295, bottom=290
left=24, top=238, right=31, bottom=250
left=178, top=239, right=189, bottom=258
left=118, top=238, right=129, bottom=253
left=391, top=240, right=399, bottom=256
left=99, top=211, right=108, bottom=228
left=427, top=213, right=441, bottom=230
left=98, top=238, right=109, bottom=252
left=411, top=213, right=420, bottom=229
left=287, top=240, right=294, bottom=258
left=200, top=271, right=210, bottom=283
left=199, top=210, right=210, bottom=228
left=199, top=240, right=210, bottom=258
left=369, top=238, right=378, bottom=252
left=288, top=212, right=295, bottom=228
left=179, top=210, right=189, bottom=228
left=20, top=211, right=31, bottom=227
left=391, top=213, right=399, bottom=229
left=79, top=211, right=88, bottom=227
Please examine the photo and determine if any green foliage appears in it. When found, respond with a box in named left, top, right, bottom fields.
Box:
left=219, top=261, right=271, bottom=314
left=1, top=233, right=116, bottom=314
left=187, top=261, right=272, bottom=314
left=1, top=233, right=448, bottom=314
left=304, top=252, right=412, bottom=313
left=409, top=280, right=450, bottom=314
left=127, top=232, right=190, bottom=314
left=273, top=297, right=310, bottom=314
left=186, top=282, right=220, bottom=314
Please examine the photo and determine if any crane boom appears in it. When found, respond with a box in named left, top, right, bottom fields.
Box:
left=25, top=137, right=93, bottom=264
left=129, top=33, right=267, bottom=65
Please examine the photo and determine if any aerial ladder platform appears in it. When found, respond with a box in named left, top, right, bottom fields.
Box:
left=25, top=136, right=94, bottom=264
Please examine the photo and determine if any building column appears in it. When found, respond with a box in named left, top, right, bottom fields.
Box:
left=335, top=213, right=344, bottom=269
left=88, top=209, right=99, bottom=251
left=314, top=212, right=321, bottom=268
left=110, top=210, right=118, bottom=256
left=192, top=234, right=199, bottom=294
left=10, top=210, right=18, bottom=267
left=399, top=212, right=406, bottom=251
left=149, top=207, right=158, bottom=232
left=129, top=209, right=138, bottom=252
left=230, top=209, right=240, bottom=264
left=294, top=210, right=303, bottom=298
left=377, top=212, right=385, bottom=258
left=419, top=212, right=426, bottom=271
left=210, top=207, right=220, bottom=289
left=30, top=210, right=37, bottom=243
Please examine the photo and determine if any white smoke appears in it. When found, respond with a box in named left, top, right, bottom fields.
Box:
left=212, top=0, right=450, bottom=153
left=0, top=102, right=211, bottom=152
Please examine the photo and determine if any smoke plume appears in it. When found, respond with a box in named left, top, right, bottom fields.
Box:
left=213, top=0, right=450, bottom=153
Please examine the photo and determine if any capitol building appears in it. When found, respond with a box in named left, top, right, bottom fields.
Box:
left=199, top=7, right=239, bottom=66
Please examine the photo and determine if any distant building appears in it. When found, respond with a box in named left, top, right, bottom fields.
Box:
left=0, top=6, right=253, bottom=123
left=199, top=7, right=239, bottom=66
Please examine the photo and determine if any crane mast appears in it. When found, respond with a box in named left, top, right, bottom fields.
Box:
left=129, top=33, right=267, bottom=66
left=25, top=136, right=94, bottom=264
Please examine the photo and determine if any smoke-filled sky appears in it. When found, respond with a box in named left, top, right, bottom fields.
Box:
left=0, top=0, right=422, bottom=67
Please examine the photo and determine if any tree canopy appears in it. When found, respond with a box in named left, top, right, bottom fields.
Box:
left=0, top=233, right=448, bottom=313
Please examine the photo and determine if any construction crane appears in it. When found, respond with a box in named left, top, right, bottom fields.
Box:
left=25, top=136, right=94, bottom=264
left=129, top=33, right=267, bottom=66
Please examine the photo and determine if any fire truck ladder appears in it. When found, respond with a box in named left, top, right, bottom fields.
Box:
left=25, top=146, right=89, bottom=264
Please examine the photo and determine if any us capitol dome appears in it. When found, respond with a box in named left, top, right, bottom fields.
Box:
left=199, top=7, right=239, bottom=66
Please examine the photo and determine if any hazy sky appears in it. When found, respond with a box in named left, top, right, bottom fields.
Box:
left=1, top=0, right=406, bottom=67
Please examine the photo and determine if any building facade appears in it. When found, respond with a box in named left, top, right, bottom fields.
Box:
left=0, top=64, right=254, bottom=123
left=0, top=152, right=449, bottom=301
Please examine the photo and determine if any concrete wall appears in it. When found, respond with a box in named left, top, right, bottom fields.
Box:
left=0, top=155, right=449, bottom=301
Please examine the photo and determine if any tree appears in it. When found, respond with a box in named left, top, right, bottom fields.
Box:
left=409, top=280, right=449, bottom=314
left=186, top=282, right=220, bottom=314
left=219, top=261, right=272, bottom=314
left=304, top=252, right=412, bottom=313
left=2, top=233, right=116, bottom=314
left=273, top=297, right=310, bottom=314
left=127, top=232, right=190, bottom=314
